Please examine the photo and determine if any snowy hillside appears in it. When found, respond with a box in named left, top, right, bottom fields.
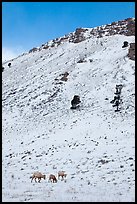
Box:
left=2, top=18, right=135, bottom=202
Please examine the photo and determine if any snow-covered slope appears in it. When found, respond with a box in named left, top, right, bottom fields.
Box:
left=2, top=19, right=135, bottom=202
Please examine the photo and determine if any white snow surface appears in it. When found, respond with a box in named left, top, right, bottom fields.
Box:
left=2, top=33, right=135, bottom=202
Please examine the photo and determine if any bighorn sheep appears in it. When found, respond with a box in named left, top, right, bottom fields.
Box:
left=30, top=172, right=46, bottom=183
left=58, top=171, right=67, bottom=180
left=49, top=174, right=57, bottom=183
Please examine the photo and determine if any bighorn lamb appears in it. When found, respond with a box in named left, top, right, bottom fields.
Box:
left=49, top=174, right=57, bottom=183
left=58, top=171, right=67, bottom=179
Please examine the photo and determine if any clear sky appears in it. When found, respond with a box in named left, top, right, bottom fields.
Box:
left=2, top=2, right=135, bottom=61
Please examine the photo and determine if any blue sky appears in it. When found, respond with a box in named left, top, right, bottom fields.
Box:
left=2, top=2, right=135, bottom=61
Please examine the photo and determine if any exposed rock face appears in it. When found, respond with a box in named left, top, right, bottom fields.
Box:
left=69, top=28, right=88, bottom=43
left=29, top=47, right=38, bottom=53
left=89, top=18, right=135, bottom=38
left=128, top=43, right=135, bottom=61
left=126, top=18, right=135, bottom=36
left=27, top=18, right=135, bottom=54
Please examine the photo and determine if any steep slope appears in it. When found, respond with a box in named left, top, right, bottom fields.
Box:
left=2, top=19, right=135, bottom=202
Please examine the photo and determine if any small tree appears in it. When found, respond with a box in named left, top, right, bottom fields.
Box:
left=114, top=99, right=120, bottom=112
left=122, top=41, right=128, bottom=48
left=71, top=95, right=81, bottom=109
left=111, top=85, right=123, bottom=112
left=8, top=63, right=11, bottom=68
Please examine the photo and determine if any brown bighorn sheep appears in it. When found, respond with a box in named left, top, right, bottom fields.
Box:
left=30, top=172, right=46, bottom=183
left=49, top=174, right=57, bottom=183
left=58, top=171, right=67, bottom=180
